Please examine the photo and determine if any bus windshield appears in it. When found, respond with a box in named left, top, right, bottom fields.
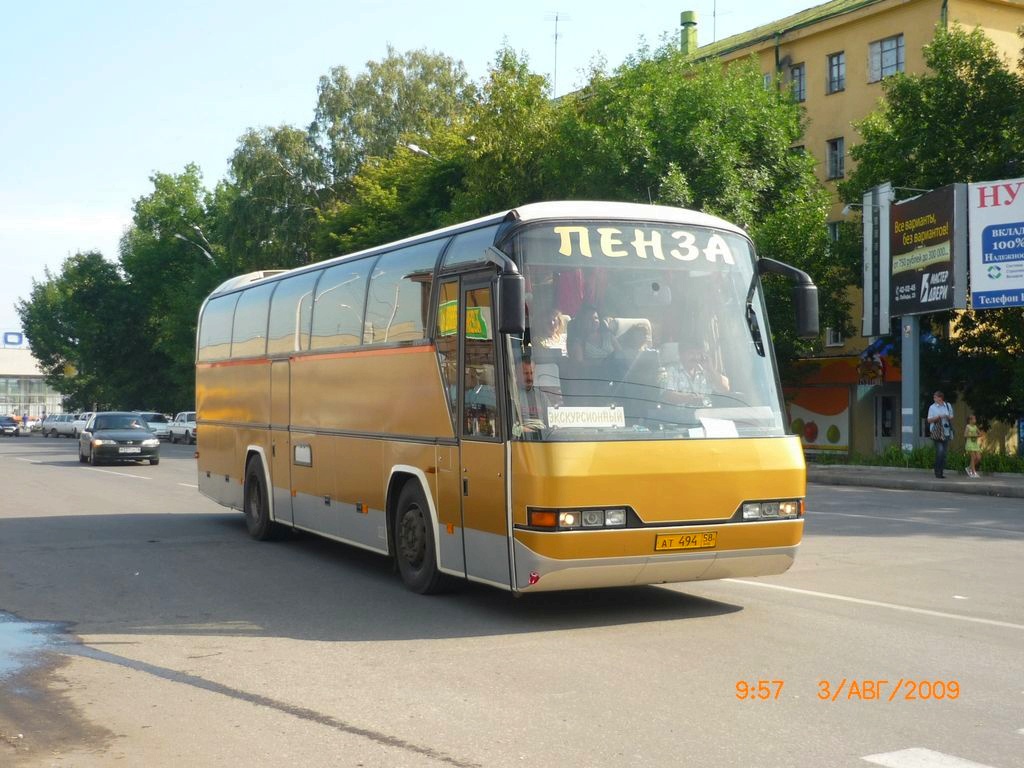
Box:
left=504, top=219, right=785, bottom=441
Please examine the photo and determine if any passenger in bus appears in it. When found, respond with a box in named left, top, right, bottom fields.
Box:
left=660, top=342, right=729, bottom=406
left=614, top=322, right=654, bottom=367
left=515, top=356, right=555, bottom=434
left=530, top=303, right=569, bottom=356
left=567, top=304, right=619, bottom=362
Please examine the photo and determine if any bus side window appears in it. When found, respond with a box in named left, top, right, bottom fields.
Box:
left=267, top=270, right=321, bottom=355
left=442, top=225, right=499, bottom=270
left=310, top=261, right=373, bottom=350
left=198, top=294, right=240, bottom=362
left=231, top=282, right=275, bottom=358
left=364, top=241, right=443, bottom=344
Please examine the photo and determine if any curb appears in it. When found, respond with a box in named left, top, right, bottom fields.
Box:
left=806, top=467, right=1024, bottom=499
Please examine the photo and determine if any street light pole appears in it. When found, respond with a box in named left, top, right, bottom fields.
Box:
left=174, top=232, right=215, bottom=262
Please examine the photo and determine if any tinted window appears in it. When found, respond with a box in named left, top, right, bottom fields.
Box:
left=198, top=294, right=240, bottom=362
left=364, top=243, right=440, bottom=344
left=231, top=283, right=275, bottom=358
left=310, top=260, right=374, bottom=350
left=442, top=226, right=497, bottom=269
left=266, top=270, right=320, bottom=355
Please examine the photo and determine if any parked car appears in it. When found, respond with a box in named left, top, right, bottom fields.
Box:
left=71, top=411, right=94, bottom=437
left=41, top=413, right=77, bottom=438
left=134, top=411, right=171, bottom=440
left=79, top=412, right=160, bottom=466
left=0, top=415, right=21, bottom=437
left=169, top=411, right=196, bottom=444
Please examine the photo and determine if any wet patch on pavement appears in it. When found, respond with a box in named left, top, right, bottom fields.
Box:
left=0, top=611, right=112, bottom=764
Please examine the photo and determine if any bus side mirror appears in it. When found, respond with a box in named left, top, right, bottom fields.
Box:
left=498, top=273, right=526, bottom=335
left=758, top=257, right=820, bottom=339
left=793, top=283, right=819, bottom=339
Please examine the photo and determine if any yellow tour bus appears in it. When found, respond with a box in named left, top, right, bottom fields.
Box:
left=195, top=201, right=819, bottom=594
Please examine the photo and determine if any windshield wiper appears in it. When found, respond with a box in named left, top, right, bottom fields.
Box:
left=745, top=271, right=765, bottom=357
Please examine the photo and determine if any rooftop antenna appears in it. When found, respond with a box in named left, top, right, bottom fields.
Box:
left=711, top=1, right=733, bottom=42
left=545, top=12, right=571, bottom=96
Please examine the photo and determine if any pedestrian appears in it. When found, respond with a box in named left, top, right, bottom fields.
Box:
left=926, top=390, right=954, bottom=478
left=964, top=414, right=981, bottom=478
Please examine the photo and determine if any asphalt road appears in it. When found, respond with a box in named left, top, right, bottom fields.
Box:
left=1, top=435, right=1022, bottom=767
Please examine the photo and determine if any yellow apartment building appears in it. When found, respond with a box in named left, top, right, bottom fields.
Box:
left=684, top=0, right=1024, bottom=456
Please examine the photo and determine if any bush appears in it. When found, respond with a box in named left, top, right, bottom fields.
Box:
left=807, top=443, right=1024, bottom=473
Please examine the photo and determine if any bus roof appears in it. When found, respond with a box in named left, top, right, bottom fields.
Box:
left=207, top=201, right=748, bottom=298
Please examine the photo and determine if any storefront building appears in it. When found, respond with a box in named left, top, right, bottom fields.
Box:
left=0, top=331, right=65, bottom=420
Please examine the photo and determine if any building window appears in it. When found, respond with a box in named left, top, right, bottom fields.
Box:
left=826, top=327, right=844, bottom=347
left=869, top=34, right=904, bottom=82
left=827, top=221, right=841, bottom=242
left=827, top=51, right=845, bottom=93
left=790, top=63, right=806, bottom=102
left=827, top=137, right=845, bottom=179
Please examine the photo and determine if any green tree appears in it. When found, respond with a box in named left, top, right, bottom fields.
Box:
left=119, top=165, right=223, bottom=411
left=310, top=46, right=477, bottom=185
left=17, top=253, right=162, bottom=410
left=219, top=125, right=328, bottom=271
left=841, top=26, right=1024, bottom=424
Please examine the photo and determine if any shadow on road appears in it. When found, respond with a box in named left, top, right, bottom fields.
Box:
left=0, top=512, right=741, bottom=645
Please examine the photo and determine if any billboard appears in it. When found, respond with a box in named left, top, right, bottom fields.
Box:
left=889, top=184, right=967, bottom=317
left=968, top=178, right=1024, bottom=309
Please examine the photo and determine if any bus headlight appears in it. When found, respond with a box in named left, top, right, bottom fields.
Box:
left=528, top=507, right=632, bottom=530
left=742, top=500, right=802, bottom=520
left=558, top=511, right=581, bottom=529
left=603, top=508, right=627, bottom=527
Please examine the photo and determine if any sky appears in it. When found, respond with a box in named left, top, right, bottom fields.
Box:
left=0, top=0, right=815, bottom=333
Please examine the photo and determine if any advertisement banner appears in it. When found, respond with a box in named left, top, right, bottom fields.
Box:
left=889, top=184, right=967, bottom=317
left=968, top=178, right=1024, bottom=309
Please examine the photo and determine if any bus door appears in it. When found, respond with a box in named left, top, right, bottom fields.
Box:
left=270, top=359, right=294, bottom=526
left=459, top=279, right=511, bottom=587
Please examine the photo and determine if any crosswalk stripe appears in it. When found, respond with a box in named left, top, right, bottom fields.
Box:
left=863, top=748, right=1001, bottom=768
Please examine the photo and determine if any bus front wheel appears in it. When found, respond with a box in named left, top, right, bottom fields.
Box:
left=395, top=482, right=445, bottom=594
left=244, top=458, right=286, bottom=541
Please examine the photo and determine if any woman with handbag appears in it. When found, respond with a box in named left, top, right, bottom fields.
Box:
left=927, top=390, right=954, bottom=478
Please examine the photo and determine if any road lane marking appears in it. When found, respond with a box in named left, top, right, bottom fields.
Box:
left=811, top=510, right=1024, bottom=536
left=83, top=468, right=151, bottom=480
left=178, top=483, right=198, bottom=488
left=723, top=579, right=1024, bottom=631
left=862, top=748, right=1000, bottom=767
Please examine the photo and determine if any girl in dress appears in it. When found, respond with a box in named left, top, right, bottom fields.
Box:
left=964, top=415, right=981, bottom=478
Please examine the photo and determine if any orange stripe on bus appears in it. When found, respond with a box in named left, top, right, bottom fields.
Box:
left=197, top=358, right=272, bottom=369
left=292, top=345, right=435, bottom=363
left=196, top=344, right=435, bottom=369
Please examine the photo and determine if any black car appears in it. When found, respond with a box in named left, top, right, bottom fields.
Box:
left=0, top=415, right=21, bottom=437
left=78, top=412, right=160, bottom=466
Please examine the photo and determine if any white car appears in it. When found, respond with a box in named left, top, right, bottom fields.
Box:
left=169, top=411, right=197, bottom=444
left=71, top=411, right=94, bottom=437
left=134, top=411, right=171, bottom=440
left=41, top=413, right=77, bottom=438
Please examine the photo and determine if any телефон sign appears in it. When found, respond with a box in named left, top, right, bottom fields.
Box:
left=889, top=185, right=966, bottom=317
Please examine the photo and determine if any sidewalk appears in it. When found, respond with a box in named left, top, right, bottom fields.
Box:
left=806, top=464, right=1024, bottom=499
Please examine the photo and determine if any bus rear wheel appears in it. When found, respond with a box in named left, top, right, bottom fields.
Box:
left=395, top=482, right=445, bottom=594
left=244, top=458, right=286, bottom=541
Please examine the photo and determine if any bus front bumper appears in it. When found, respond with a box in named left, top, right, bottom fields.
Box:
left=512, top=536, right=799, bottom=592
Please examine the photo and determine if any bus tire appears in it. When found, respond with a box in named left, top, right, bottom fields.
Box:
left=394, top=481, right=445, bottom=595
left=244, top=457, right=286, bottom=541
